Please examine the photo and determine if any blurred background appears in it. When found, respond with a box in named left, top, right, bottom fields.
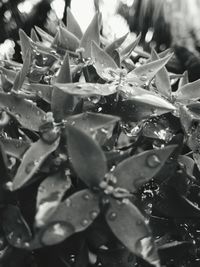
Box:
left=1, top=0, right=200, bottom=80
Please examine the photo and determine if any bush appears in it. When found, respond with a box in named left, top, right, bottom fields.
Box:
left=0, top=7, right=200, bottom=267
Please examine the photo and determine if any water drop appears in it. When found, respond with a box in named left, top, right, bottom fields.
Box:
left=81, top=219, right=89, bottom=226
left=140, top=74, right=147, bottom=82
left=15, top=113, right=21, bottom=120
left=108, top=211, right=117, bottom=221
left=146, top=154, right=161, bottom=168
left=25, top=161, right=36, bottom=174
left=65, top=198, right=71, bottom=207
left=90, top=210, right=98, bottom=220
left=83, top=194, right=90, bottom=200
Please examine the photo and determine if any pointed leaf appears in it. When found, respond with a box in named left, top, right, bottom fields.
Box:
left=0, top=67, right=17, bottom=82
left=178, top=71, right=189, bottom=88
left=39, top=189, right=100, bottom=246
left=120, top=33, right=141, bottom=60
left=0, top=137, right=30, bottom=159
left=67, top=7, right=83, bottom=39
left=55, top=82, right=117, bottom=96
left=127, top=54, right=172, bottom=86
left=151, top=48, right=171, bottom=99
left=105, top=33, right=129, bottom=55
left=65, top=125, right=107, bottom=187
left=35, top=26, right=54, bottom=44
left=12, top=137, right=60, bottom=190
left=19, top=29, right=32, bottom=61
left=91, top=41, right=118, bottom=80
left=80, top=12, right=100, bottom=58
left=35, top=172, right=71, bottom=227
left=58, top=26, right=80, bottom=51
left=178, top=155, right=194, bottom=177
left=31, top=28, right=39, bottom=42
left=106, top=199, right=160, bottom=266
left=24, top=83, right=53, bottom=103
left=113, top=145, right=176, bottom=192
left=51, top=52, right=74, bottom=121
left=2, top=205, right=32, bottom=249
left=0, top=92, right=46, bottom=131
left=175, top=79, right=200, bottom=101
left=66, top=112, right=120, bottom=134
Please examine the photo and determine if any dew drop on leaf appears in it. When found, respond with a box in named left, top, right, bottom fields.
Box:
left=65, top=199, right=72, bottom=207
left=81, top=219, right=89, bottom=226
left=83, top=194, right=90, bottom=200
left=90, top=210, right=98, bottom=220
left=108, top=211, right=117, bottom=221
left=146, top=154, right=161, bottom=168
left=140, top=75, right=148, bottom=82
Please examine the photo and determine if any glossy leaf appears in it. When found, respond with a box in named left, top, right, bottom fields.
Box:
left=31, top=28, right=39, bottom=42
left=24, top=83, right=53, bottom=103
left=127, top=54, right=172, bottom=86
left=35, top=26, right=54, bottom=44
left=55, top=82, right=117, bottom=96
left=178, top=155, right=194, bottom=177
left=66, top=7, right=83, bottom=39
left=0, top=67, right=17, bottom=82
left=19, top=29, right=32, bottom=62
left=120, top=33, right=141, bottom=60
left=151, top=48, right=171, bottom=99
left=65, top=125, right=107, bottom=188
left=175, top=79, right=200, bottom=101
left=91, top=41, right=118, bottom=80
left=0, top=92, right=46, bottom=131
left=2, top=205, right=32, bottom=249
left=12, top=137, right=60, bottom=190
left=66, top=112, right=120, bottom=134
left=51, top=52, right=74, bottom=121
left=39, top=189, right=100, bottom=246
left=113, top=145, right=176, bottom=192
left=105, top=33, right=129, bottom=55
left=0, top=137, right=30, bottom=159
left=106, top=199, right=160, bottom=266
left=80, top=12, right=100, bottom=58
left=58, top=26, right=80, bottom=51
left=35, top=172, right=71, bottom=226
left=178, top=70, right=189, bottom=88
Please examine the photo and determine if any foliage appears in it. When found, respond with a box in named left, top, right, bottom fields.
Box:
left=0, top=7, right=200, bottom=267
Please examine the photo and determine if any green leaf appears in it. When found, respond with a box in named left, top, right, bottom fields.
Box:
left=2, top=205, right=32, bottom=249
left=80, top=12, right=100, bottom=58
left=178, top=155, right=194, bottom=177
left=105, top=33, right=129, bottom=55
left=39, top=189, right=99, bottom=246
left=175, top=79, right=200, bottom=101
left=0, top=137, right=30, bottom=159
left=66, top=112, right=120, bottom=134
left=65, top=125, right=107, bottom=188
left=106, top=199, right=160, bottom=266
left=120, top=33, right=141, bottom=60
left=58, top=26, right=80, bottom=51
left=12, top=137, right=60, bottom=190
left=34, top=26, right=54, bottom=44
left=178, top=71, right=189, bottom=88
left=31, top=28, right=39, bottom=42
left=55, top=82, right=117, bottom=96
left=151, top=48, right=171, bottom=99
left=35, top=172, right=71, bottom=227
left=19, top=29, right=32, bottom=62
left=113, top=145, right=176, bottom=192
left=0, top=92, right=46, bottom=131
left=91, top=41, right=118, bottom=80
left=127, top=54, right=172, bottom=86
left=0, top=66, right=17, bottom=82
left=66, top=7, right=83, bottom=39
left=51, top=52, right=74, bottom=121
left=24, top=83, right=53, bottom=103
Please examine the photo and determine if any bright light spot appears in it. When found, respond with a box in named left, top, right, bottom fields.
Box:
left=0, top=39, right=15, bottom=60
left=120, top=0, right=135, bottom=6
left=18, top=0, right=41, bottom=14
left=51, top=0, right=65, bottom=19
left=71, top=0, right=95, bottom=32
left=4, top=10, right=11, bottom=21
left=145, top=28, right=154, bottom=43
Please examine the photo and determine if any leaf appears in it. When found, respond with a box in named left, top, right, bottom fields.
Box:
left=31, top=28, right=39, bottom=42
left=0, top=66, right=17, bottom=82
left=66, top=7, right=83, bottom=39
left=113, top=145, right=176, bottom=192
left=55, top=82, right=117, bottom=96
left=120, top=33, right=141, bottom=60
left=12, top=137, right=60, bottom=190
left=0, top=137, right=30, bottom=159
left=2, top=205, right=32, bottom=249
left=178, top=70, right=189, bottom=88
left=57, top=26, right=80, bottom=51
left=178, top=155, right=194, bottom=177
left=175, top=79, right=200, bottom=101
left=105, top=33, right=129, bottom=55
left=106, top=199, right=160, bottom=266
left=91, top=41, right=118, bottom=80
left=19, top=29, right=32, bottom=62
left=127, top=54, right=172, bottom=86
left=39, top=189, right=99, bottom=246
left=51, top=52, right=74, bottom=121
left=65, top=125, right=107, bottom=188
left=66, top=112, right=120, bottom=134
left=151, top=48, right=171, bottom=99
left=24, top=83, right=53, bottom=103
left=35, top=172, right=71, bottom=227
left=80, top=12, right=100, bottom=58
left=0, top=92, right=46, bottom=131
left=34, top=26, right=54, bottom=44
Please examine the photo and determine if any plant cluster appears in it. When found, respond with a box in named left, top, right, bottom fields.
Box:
left=1, top=7, right=200, bottom=267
